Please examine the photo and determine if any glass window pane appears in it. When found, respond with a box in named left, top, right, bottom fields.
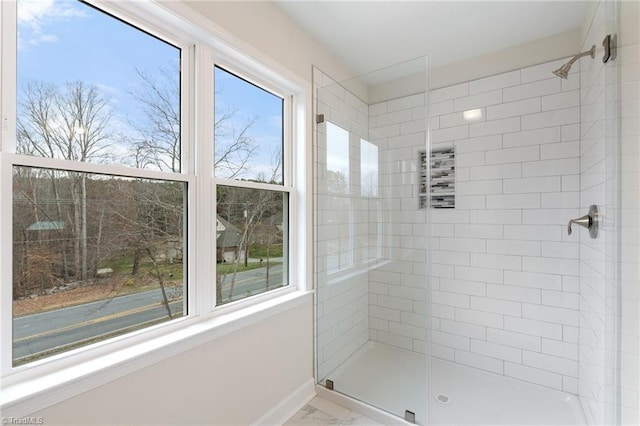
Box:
left=12, top=166, right=186, bottom=365
left=360, top=139, right=378, bottom=197
left=216, top=186, right=288, bottom=305
left=214, top=67, right=284, bottom=183
left=17, top=0, right=181, bottom=171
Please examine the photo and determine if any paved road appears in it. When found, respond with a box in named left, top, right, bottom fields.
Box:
left=13, top=264, right=284, bottom=363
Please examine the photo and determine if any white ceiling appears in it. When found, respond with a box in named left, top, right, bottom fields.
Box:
left=274, top=1, right=593, bottom=76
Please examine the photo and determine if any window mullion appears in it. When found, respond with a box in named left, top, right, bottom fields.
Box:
left=194, top=45, right=215, bottom=313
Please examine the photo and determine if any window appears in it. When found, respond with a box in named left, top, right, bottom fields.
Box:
left=213, top=67, right=290, bottom=306
left=1, top=0, right=301, bottom=383
left=7, top=0, right=186, bottom=366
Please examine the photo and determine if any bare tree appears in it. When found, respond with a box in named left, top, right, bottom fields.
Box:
left=17, top=81, right=113, bottom=281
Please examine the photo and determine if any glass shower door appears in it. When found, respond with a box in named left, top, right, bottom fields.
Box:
left=313, top=58, right=430, bottom=424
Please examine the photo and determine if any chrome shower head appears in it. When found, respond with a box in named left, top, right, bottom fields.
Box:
left=552, top=45, right=596, bottom=79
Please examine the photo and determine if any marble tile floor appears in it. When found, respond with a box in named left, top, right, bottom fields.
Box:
left=284, top=396, right=383, bottom=426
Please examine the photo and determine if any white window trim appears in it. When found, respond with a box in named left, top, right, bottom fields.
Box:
left=0, top=0, right=310, bottom=417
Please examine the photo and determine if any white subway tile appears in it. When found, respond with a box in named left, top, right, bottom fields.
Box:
left=454, top=89, right=503, bottom=112
left=376, top=331, right=414, bottom=351
left=471, top=296, right=522, bottom=316
left=455, top=195, right=486, bottom=209
left=503, top=176, right=561, bottom=193
left=561, top=123, right=580, bottom=141
left=542, top=290, right=580, bottom=309
left=503, top=127, right=561, bottom=148
left=486, top=193, right=540, bottom=209
left=390, top=286, right=426, bottom=302
left=432, top=330, right=470, bottom=350
left=441, top=319, right=486, bottom=339
left=487, top=284, right=541, bottom=303
left=561, top=276, right=579, bottom=293
left=439, top=278, right=487, bottom=296
left=562, top=376, right=578, bottom=394
left=561, top=175, right=580, bottom=191
left=432, top=303, right=455, bottom=320
left=388, top=93, right=425, bottom=112
left=522, top=107, right=580, bottom=130
left=455, top=349, right=504, bottom=373
left=369, top=305, right=401, bottom=322
left=389, top=321, right=426, bottom=340
left=470, top=117, right=521, bottom=137
left=522, top=303, right=579, bottom=326
left=487, top=240, right=540, bottom=256
left=523, top=351, right=578, bottom=377
left=431, top=83, right=469, bottom=103
left=455, top=224, right=504, bottom=239
left=469, top=70, right=520, bottom=95
left=522, top=256, right=579, bottom=275
left=541, top=192, right=580, bottom=208
left=471, top=339, right=522, bottom=363
left=541, top=90, right=580, bottom=111
left=540, top=141, right=580, bottom=159
left=376, top=295, right=413, bottom=312
left=401, top=119, right=426, bottom=134
left=487, top=328, right=541, bottom=351
left=541, top=242, right=579, bottom=259
left=562, top=325, right=579, bottom=343
left=456, top=307, right=503, bottom=328
left=432, top=250, right=470, bottom=266
left=457, top=151, right=485, bottom=167
left=457, top=179, right=503, bottom=195
left=504, top=225, right=561, bottom=241
left=432, top=343, right=455, bottom=360
left=432, top=290, right=470, bottom=308
left=455, top=266, right=503, bottom=284
left=523, top=158, right=580, bottom=176
left=430, top=209, right=470, bottom=223
left=470, top=163, right=521, bottom=180
left=431, top=99, right=454, bottom=116
left=441, top=110, right=484, bottom=128
left=504, top=78, right=561, bottom=102
left=542, top=338, right=579, bottom=360
left=471, top=210, right=522, bottom=224
left=439, top=237, right=486, bottom=253
left=486, top=146, right=539, bottom=165
left=454, top=134, right=502, bottom=153
left=369, top=102, right=387, bottom=116
left=431, top=125, right=469, bottom=143
left=522, top=208, right=580, bottom=225
left=376, top=109, right=413, bottom=126
left=487, top=98, right=541, bottom=121
left=471, top=253, right=521, bottom=271
left=504, top=362, right=563, bottom=389
left=504, top=271, right=562, bottom=291
left=505, top=316, right=562, bottom=339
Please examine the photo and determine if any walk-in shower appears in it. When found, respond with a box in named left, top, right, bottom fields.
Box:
left=313, top=1, right=638, bottom=423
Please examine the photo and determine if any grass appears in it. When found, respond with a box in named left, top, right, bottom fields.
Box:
left=216, top=261, right=282, bottom=275
left=249, top=243, right=283, bottom=258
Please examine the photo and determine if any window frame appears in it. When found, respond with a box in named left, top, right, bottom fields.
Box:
left=0, top=0, right=307, bottom=402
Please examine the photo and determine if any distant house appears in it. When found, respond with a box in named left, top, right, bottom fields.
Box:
left=216, top=216, right=244, bottom=263
left=27, top=221, right=65, bottom=232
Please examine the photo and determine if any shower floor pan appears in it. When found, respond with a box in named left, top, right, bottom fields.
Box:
left=322, top=342, right=585, bottom=425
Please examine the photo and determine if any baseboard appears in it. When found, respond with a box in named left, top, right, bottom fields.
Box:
left=252, top=378, right=315, bottom=426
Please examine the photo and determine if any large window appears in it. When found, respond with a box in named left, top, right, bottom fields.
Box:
left=1, top=0, right=299, bottom=373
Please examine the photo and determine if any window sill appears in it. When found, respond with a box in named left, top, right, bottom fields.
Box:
left=0, top=290, right=313, bottom=418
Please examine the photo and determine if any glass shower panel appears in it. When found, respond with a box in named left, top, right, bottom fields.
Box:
left=313, top=57, right=429, bottom=424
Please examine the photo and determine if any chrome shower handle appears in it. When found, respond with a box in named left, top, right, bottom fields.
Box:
left=567, top=205, right=599, bottom=238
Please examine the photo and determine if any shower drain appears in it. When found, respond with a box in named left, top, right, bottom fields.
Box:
left=435, top=394, right=451, bottom=405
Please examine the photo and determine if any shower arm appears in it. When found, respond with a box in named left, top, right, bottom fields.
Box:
left=567, top=45, right=596, bottom=66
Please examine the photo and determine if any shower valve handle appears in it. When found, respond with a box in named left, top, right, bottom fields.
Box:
left=567, top=205, right=599, bottom=239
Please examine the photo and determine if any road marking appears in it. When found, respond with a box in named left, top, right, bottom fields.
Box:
left=13, top=300, right=182, bottom=343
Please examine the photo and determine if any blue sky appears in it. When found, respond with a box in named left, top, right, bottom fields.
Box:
left=17, top=0, right=283, bottom=179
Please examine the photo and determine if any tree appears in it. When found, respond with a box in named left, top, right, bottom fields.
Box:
left=17, top=80, right=113, bottom=282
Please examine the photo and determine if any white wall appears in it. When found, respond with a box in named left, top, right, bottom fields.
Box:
left=427, top=58, right=583, bottom=392
left=33, top=301, right=313, bottom=425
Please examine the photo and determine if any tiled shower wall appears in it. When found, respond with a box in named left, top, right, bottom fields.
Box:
left=314, top=68, right=371, bottom=381
left=367, top=93, right=428, bottom=354
left=579, top=1, right=640, bottom=424
left=427, top=59, right=583, bottom=393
